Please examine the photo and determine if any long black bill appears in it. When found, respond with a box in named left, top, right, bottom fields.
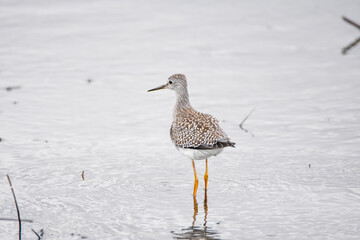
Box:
left=147, top=84, right=167, bottom=92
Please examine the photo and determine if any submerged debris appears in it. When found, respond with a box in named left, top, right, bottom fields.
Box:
left=6, top=175, right=22, bottom=239
left=71, top=233, right=88, bottom=239
left=0, top=218, right=32, bottom=223
left=31, top=229, right=40, bottom=239
left=342, top=16, right=360, bottom=54
left=2, top=86, right=21, bottom=92
left=32, top=228, right=44, bottom=239
left=239, top=108, right=255, bottom=136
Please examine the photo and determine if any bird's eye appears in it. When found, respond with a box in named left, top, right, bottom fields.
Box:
left=169, top=81, right=173, bottom=84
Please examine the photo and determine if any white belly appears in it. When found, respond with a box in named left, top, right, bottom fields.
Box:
left=176, top=146, right=223, bottom=160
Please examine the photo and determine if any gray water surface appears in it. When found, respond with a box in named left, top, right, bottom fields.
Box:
left=1, top=0, right=360, bottom=239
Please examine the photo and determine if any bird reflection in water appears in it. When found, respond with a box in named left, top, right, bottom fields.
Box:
left=172, top=191, right=221, bottom=240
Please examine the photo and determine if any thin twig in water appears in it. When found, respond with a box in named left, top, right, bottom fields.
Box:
left=342, top=37, right=360, bottom=55
left=0, top=218, right=32, bottom=223
left=342, top=16, right=360, bottom=54
left=6, top=175, right=22, bottom=240
left=342, top=16, right=360, bottom=30
left=239, top=108, right=255, bottom=136
left=31, top=229, right=41, bottom=240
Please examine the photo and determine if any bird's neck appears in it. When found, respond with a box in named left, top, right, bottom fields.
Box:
left=173, top=87, right=192, bottom=119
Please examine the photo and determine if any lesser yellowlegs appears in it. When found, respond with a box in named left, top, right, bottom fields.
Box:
left=148, top=74, right=235, bottom=196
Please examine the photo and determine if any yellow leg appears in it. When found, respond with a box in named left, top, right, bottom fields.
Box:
left=192, top=160, right=199, bottom=196
left=204, top=159, right=208, bottom=191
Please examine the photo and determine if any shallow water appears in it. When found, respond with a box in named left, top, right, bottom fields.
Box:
left=1, top=0, right=360, bottom=239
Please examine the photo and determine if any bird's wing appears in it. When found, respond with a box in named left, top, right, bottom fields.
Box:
left=170, top=109, right=233, bottom=149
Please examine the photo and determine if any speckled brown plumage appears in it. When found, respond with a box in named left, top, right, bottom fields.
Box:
left=170, top=107, right=234, bottom=149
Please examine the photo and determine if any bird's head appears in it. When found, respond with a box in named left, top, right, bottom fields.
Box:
left=148, top=74, right=187, bottom=92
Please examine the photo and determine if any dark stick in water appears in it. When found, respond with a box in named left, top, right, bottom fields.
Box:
left=31, top=229, right=41, bottom=240
left=342, top=37, right=360, bottom=55
left=342, top=16, right=360, bottom=54
left=342, top=16, right=360, bottom=30
left=0, top=218, right=32, bottom=223
left=6, top=175, right=22, bottom=240
left=239, top=108, right=255, bottom=135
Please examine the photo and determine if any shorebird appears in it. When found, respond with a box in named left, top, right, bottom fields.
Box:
left=148, top=74, right=235, bottom=196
